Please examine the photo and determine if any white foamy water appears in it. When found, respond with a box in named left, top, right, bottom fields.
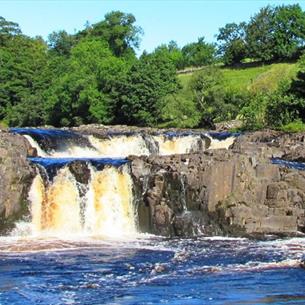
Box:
left=88, top=135, right=151, bottom=158
left=23, top=131, right=238, bottom=158
left=24, top=135, right=48, bottom=157
left=153, top=135, right=205, bottom=155
left=207, top=135, right=236, bottom=150
left=13, top=164, right=137, bottom=240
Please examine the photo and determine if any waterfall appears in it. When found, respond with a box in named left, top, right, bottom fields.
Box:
left=88, top=135, right=151, bottom=157
left=153, top=135, right=204, bottom=155
left=24, top=135, right=47, bottom=157
left=27, top=164, right=137, bottom=238
left=29, top=168, right=82, bottom=235
left=207, top=136, right=236, bottom=150
left=84, top=165, right=136, bottom=237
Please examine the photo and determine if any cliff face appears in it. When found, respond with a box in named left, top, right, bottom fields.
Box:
left=0, top=130, right=35, bottom=232
left=130, top=131, right=305, bottom=238
left=1, top=127, right=305, bottom=238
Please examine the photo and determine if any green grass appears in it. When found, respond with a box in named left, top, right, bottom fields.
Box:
left=178, top=62, right=299, bottom=94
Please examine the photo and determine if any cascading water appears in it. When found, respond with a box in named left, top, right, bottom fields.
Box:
left=88, top=134, right=151, bottom=157
left=26, top=162, right=136, bottom=238
left=11, top=127, right=240, bottom=158
left=207, top=131, right=240, bottom=150
left=153, top=134, right=206, bottom=155
left=84, top=165, right=136, bottom=237
left=9, top=128, right=240, bottom=238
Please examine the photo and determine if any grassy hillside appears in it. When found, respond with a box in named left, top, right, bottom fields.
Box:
left=178, top=62, right=299, bottom=94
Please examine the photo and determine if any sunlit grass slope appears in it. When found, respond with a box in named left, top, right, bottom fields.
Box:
left=178, top=62, right=298, bottom=94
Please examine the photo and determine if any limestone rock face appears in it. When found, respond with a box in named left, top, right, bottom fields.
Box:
left=0, top=131, right=35, bottom=232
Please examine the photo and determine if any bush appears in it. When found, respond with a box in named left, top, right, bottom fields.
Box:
left=240, top=93, right=269, bottom=130
left=280, top=119, right=305, bottom=132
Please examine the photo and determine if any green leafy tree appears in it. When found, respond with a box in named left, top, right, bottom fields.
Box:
left=240, top=93, right=270, bottom=130
left=189, top=66, right=225, bottom=127
left=48, top=30, right=75, bottom=56
left=45, top=39, right=127, bottom=126
left=246, top=6, right=275, bottom=62
left=114, top=51, right=180, bottom=125
left=217, top=22, right=247, bottom=65
left=154, top=41, right=184, bottom=70
left=181, top=37, right=216, bottom=67
left=0, top=16, right=21, bottom=46
left=80, top=11, right=143, bottom=57
left=246, top=4, right=305, bottom=62
left=272, top=4, right=305, bottom=60
left=0, top=34, right=49, bottom=125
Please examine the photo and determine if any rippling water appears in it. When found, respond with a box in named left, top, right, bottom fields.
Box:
left=1, top=236, right=305, bottom=305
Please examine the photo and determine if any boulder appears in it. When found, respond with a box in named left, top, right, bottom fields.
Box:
left=0, top=132, right=35, bottom=232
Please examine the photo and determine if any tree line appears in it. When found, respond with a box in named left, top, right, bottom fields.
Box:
left=1, top=4, right=305, bottom=129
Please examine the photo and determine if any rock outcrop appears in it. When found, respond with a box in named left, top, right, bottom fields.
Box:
left=130, top=130, right=305, bottom=238
left=0, top=130, right=35, bottom=232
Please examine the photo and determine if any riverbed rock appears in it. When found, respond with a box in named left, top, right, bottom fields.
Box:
left=0, top=132, right=35, bottom=232
left=130, top=133, right=305, bottom=237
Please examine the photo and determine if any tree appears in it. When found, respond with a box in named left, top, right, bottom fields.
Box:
left=246, top=6, right=275, bottom=62
left=0, top=35, right=49, bottom=125
left=114, top=51, right=180, bottom=125
left=181, top=37, right=216, bottom=67
left=246, top=4, right=305, bottom=62
left=189, top=66, right=225, bottom=127
left=79, top=11, right=143, bottom=57
left=272, top=4, right=305, bottom=60
left=0, top=16, right=21, bottom=46
left=154, top=41, right=184, bottom=70
left=48, top=30, right=75, bottom=56
left=44, top=39, right=127, bottom=126
left=217, top=22, right=247, bottom=65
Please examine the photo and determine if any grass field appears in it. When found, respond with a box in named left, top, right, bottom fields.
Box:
left=178, top=62, right=299, bottom=94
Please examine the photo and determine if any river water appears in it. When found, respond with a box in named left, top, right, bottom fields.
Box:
left=1, top=236, right=305, bottom=305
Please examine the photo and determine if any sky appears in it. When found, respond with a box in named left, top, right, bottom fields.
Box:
left=1, top=0, right=305, bottom=54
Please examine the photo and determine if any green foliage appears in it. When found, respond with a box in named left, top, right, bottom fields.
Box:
left=114, top=50, right=180, bottom=126
left=0, top=31, right=49, bottom=126
left=79, top=11, right=143, bottom=58
left=246, top=6, right=275, bottom=62
left=154, top=41, right=184, bottom=70
left=159, top=93, right=201, bottom=128
left=280, top=120, right=305, bottom=132
left=245, top=4, right=305, bottom=62
left=217, top=22, right=247, bottom=65
left=2, top=8, right=305, bottom=130
left=189, top=66, right=242, bottom=127
left=45, top=39, right=126, bottom=126
left=0, top=16, right=21, bottom=46
left=48, top=30, right=75, bottom=56
left=181, top=37, right=216, bottom=68
left=240, top=93, right=270, bottom=130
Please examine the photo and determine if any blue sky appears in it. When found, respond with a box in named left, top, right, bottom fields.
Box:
left=1, top=0, right=305, bottom=53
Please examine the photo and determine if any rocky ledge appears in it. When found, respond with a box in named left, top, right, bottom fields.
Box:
left=130, top=130, right=305, bottom=238
left=0, top=130, right=35, bottom=232
left=1, top=128, right=305, bottom=238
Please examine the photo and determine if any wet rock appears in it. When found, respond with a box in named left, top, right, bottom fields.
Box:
left=130, top=130, right=305, bottom=238
left=0, top=132, right=35, bottom=233
left=68, top=161, right=91, bottom=185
